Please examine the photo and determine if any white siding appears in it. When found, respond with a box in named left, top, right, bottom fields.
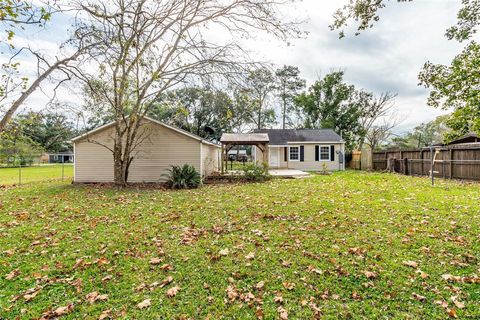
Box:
left=201, top=143, right=221, bottom=176
left=255, top=143, right=345, bottom=171
left=74, top=121, right=206, bottom=183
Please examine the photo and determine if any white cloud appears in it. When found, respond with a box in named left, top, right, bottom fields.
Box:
left=240, top=0, right=464, bottom=131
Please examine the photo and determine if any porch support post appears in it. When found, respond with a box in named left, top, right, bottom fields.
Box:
left=221, top=144, right=225, bottom=174
left=263, top=143, right=269, bottom=166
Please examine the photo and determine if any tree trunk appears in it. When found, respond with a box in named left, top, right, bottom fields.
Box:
left=257, top=104, right=262, bottom=130
left=113, top=140, right=127, bottom=186
left=282, top=97, right=286, bottom=129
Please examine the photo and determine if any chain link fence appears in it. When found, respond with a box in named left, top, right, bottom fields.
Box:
left=0, top=153, right=74, bottom=186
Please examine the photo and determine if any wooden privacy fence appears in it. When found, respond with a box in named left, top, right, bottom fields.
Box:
left=372, top=143, right=480, bottom=181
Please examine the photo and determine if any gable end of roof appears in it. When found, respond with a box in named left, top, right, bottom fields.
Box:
left=71, top=116, right=220, bottom=147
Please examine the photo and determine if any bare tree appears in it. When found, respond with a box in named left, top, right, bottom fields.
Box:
left=73, top=0, right=300, bottom=185
left=357, top=91, right=397, bottom=149
left=365, top=113, right=403, bottom=152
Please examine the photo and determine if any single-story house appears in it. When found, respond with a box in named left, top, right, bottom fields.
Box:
left=443, top=133, right=479, bottom=145
left=71, top=117, right=221, bottom=183
left=252, top=129, right=345, bottom=171
left=227, top=149, right=249, bottom=161
left=40, top=152, right=74, bottom=164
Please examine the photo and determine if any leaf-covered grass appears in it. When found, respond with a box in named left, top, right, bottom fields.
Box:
left=0, top=171, right=479, bottom=319
left=0, top=165, right=73, bottom=186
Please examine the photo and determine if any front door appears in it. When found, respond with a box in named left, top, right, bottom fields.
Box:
left=269, top=148, right=279, bottom=167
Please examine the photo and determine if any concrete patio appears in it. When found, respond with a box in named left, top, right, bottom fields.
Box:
left=268, top=169, right=310, bottom=178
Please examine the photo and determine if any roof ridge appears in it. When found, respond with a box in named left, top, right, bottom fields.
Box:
left=254, top=128, right=336, bottom=131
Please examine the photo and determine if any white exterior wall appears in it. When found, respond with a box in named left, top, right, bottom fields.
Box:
left=74, top=120, right=219, bottom=183
left=201, top=143, right=221, bottom=176
left=255, top=143, right=345, bottom=171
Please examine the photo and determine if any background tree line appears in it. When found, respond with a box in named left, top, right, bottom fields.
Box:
left=2, top=0, right=479, bottom=184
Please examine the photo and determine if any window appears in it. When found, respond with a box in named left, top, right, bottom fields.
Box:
left=289, top=146, right=299, bottom=161
left=320, top=146, right=330, bottom=160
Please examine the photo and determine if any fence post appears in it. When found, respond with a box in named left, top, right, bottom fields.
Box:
left=430, top=147, right=434, bottom=186
left=18, top=163, right=22, bottom=185
left=403, top=157, right=408, bottom=175
left=400, top=151, right=403, bottom=173
left=420, top=150, right=424, bottom=176
left=449, top=148, right=453, bottom=179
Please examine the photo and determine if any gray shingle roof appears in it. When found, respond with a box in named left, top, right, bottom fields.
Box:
left=253, top=129, right=343, bottom=145
left=220, top=133, right=269, bottom=143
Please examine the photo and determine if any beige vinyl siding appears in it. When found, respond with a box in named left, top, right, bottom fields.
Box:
left=128, top=122, right=201, bottom=182
left=202, top=143, right=220, bottom=176
left=74, top=128, right=114, bottom=182
left=74, top=120, right=204, bottom=183
left=255, top=143, right=345, bottom=171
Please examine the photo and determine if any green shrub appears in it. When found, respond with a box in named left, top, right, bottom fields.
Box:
left=166, top=164, right=202, bottom=189
left=242, top=162, right=270, bottom=182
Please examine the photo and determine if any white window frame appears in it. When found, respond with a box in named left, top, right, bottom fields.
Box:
left=319, top=145, right=331, bottom=161
left=289, top=146, right=300, bottom=161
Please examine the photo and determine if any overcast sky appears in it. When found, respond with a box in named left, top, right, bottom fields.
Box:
left=7, top=0, right=466, bottom=134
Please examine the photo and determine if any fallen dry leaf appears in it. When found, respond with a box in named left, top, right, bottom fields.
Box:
left=416, top=269, right=429, bottom=279
left=160, top=264, right=173, bottom=271
left=274, top=293, right=283, bottom=304
left=41, top=304, right=74, bottom=319
left=86, top=291, right=108, bottom=304
left=137, top=299, right=151, bottom=309
left=166, top=286, right=180, bottom=297
left=55, top=304, right=74, bottom=316
left=219, top=248, right=229, bottom=256
left=98, top=309, right=111, bottom=320
left=363, top=271, right=377, bottom=279
left=159, top=276, right=173, bottom=288
left=307, top=265, right=323, bottom=275
left=255, top=281, right=265, bottom=290
left=403, top=260, right=418, bottom=268
left=412, top=293, right=426, bottom=302
left=441, top=274, right=480, bottom=283
left=434, top=300, right=449, bottom=309
left=150, top=257, right=162, bottom=265
left=245, top=252, right=255, bottom=260
left=281, top=260, right=291, bottom=268
left=226, top=285, right=238, bottom=302
left=282, top=282, right=295, bottom=290
left=447, top=308, right=458, bottom=318
left=255, top=306, right=264, bottom=319
left=278, top=306, right=288, bottom=320
left=5, top=269, right=20, bottom=280
left=451, top=296, right=465, bottom=309
left=101, top=275, right=113, bottom=282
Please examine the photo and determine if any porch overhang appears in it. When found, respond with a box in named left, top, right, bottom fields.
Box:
left=219, top=133, right=270, bottom=173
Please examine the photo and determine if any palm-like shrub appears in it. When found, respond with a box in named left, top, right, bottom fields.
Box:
left=166, top=164, right=202, bottom=189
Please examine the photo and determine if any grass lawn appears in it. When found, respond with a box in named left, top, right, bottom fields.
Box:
left=0, top=171, right=479, bottom=319
left=0, top=165, right=74, bottom=186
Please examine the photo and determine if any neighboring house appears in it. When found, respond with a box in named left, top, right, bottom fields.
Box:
left=71, top=117, right=221, bottom=183
left=443, top=133, right=479, bottom=145
left=227, top=149, right=248, bottom=161
left=253, top=129, right=346, bottom=171
left=41, top=152, right=74, bottom=164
